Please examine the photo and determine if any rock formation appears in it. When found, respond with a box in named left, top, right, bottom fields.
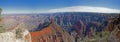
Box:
left=0, top=23, right=31, bottom=42
left=30, top=21, right=75, bottom=42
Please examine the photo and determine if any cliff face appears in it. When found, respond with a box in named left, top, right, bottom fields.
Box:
left=30, top=21, right=75, bottom=42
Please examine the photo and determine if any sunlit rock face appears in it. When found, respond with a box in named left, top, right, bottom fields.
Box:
left=0, top=23, right=31, bottom=42
left=0, top=32, right=15, bottom=42
left=0, top=30, right=31, bottom=42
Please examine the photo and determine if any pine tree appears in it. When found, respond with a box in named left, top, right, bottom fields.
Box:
left=0, top=8, right=2, bottom=21
left=0, top=8, right=5, bottom=33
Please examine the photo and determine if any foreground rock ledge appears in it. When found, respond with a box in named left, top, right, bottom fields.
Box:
left=0, top=29, right=31, bottom=42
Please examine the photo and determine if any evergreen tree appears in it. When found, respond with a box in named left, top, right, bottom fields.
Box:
left=0, top=8, right=2, bottom=21
left=0, top=8, right=5, bottom=33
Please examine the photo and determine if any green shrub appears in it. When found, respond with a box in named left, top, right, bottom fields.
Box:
left=16, top=28, right=23, bottom=39
left=0, top=26, right=5, bottom=33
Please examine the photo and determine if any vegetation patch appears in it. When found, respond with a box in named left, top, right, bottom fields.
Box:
left=16, top=28, right=23, bottom=39
left=0, top=26, right=5, bottom=33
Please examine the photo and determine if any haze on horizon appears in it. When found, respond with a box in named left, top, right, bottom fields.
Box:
left=0, top=0, right=120, bottom=14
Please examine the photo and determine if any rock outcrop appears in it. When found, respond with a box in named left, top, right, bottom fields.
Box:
left=0, top=23, right=31, bottom=42
left=30, top=21, right=75, bottom=42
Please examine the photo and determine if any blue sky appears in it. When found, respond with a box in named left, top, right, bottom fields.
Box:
left=0, top=0, right=120, bottom=14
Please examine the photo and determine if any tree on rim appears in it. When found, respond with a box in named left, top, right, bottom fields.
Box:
left=0, top=8, right=2, bottom=21
left=0, top=8, right=5, bottom=33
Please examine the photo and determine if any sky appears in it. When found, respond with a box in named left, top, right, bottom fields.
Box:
left=0, top=0, right=120, bottom=14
